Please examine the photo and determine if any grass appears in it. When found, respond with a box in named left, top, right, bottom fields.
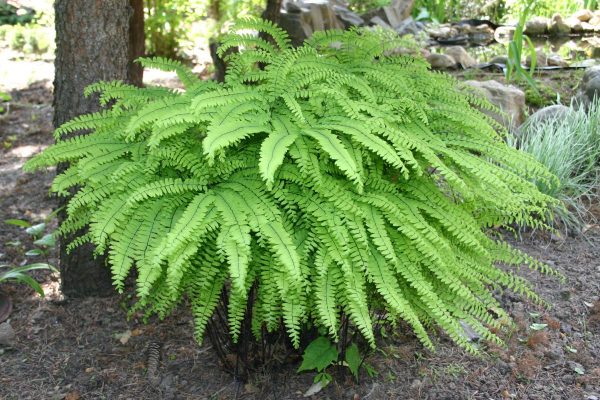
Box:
left=509, top=98, right=600, bottom=233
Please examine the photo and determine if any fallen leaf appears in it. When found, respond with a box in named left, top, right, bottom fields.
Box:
left=131, top=328, right=144, bottom=337
left=303, top=381, right=324, bottom=397
left=114, top=330, right=132, bottom=345
left=64, top=391, right=81, bottom=400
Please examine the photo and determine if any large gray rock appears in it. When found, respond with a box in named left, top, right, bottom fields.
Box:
left=574, top=66, right=600, bottom=108
left=549, top=14, right=571, bottom=35
left=444, top=46, right=477, bottom=68
left=525, top=16, right=549, bottom=35
left=524, top=105, right=572, bottom=126
left=464, top=80, right=526, bottom=128
left=362, top=0, right=415, bottom=29
left=426, top=53, right=457, bottom=69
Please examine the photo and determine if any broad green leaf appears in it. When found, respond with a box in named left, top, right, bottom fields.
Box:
left=298, top=336, right=338, bottom=373
left=4, top=219, right=31, bottom=228
left=345, top=343, right=361, bottom=379
left=25, top=223, right=46, bottom=236
left=34, top=234, right=56, bottom=247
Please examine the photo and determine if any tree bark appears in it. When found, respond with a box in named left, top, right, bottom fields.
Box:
left=262, top=0, right=283, bottom=25
left=54, top=0, right=144, bottom=298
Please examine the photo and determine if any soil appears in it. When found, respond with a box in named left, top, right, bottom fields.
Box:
left=1, top=59, right=599, bottom=400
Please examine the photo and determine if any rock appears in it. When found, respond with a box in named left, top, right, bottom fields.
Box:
left=369, top=16, right=392, bottom=29
left=394, top=17, right=422, bottom=36
left=574, top=65, right=600, bottom=108
left=444, top=46, right=477, bottom=68
left=0, top=321, right=15, bottom=346
left=572, top=59, right=599, bottom=68
left=524, top=105, right=572, bottom=127
left=427, top=25, right=458, bottom=39
left=589, top=16, right=600, bottom=26
left=547, top=54, right=569, bottom=67
left=549, top=13, right=571, bottom=35
left=566, top=16, right=584, bottom=32
left=572, top=9, right=593, bottom=22
left=490, top=55, right=509, bottom=64
left=464, top=80, right=526, bottom=128
left=494, top=26, right=515, bottom=42
left=426, top=53, right=457, bottom=69
left=525, top=16, right=549, bottom=35
left=525, top=49, right=548, bottom=67
left=332, top=5, right=364, bottom=28
left=362, top=0, right=415, bottom=29
left=581, top=22, right=600, bottom=33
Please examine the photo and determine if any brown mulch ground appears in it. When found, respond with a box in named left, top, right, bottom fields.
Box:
left=0, top=66, right=599, bottom=400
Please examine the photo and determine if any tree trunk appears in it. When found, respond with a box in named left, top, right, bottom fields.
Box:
left=54, top=0, right=144, bottom=298
left=262, top=0, right=283, bottom=25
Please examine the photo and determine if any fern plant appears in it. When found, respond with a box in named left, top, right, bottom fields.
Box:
left=26, top=18, right=558, bottom=355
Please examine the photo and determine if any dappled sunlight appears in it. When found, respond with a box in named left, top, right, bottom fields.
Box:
left=8, top=144, right=47, bottom=158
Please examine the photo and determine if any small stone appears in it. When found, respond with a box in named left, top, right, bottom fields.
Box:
left=525, top=49, right=548, bottom=67
left=494, top=26, right=515, bottom=42
left=566, top=16, right=584, bottom=32
left=426, top=53, right=457, bottom=69
left=0, top=322, right=15, bottom=346
left=525, top=16, right=550, bottom=35
left=547, top=54, right=569, bottom=67
left=490, top=55, right=509, bottom=64
left=444, top=46, right=477, bottom=68
left=589, top=16, right=600, bottom=26
left=581, top=22, right=599, bottom=33
left=549, top=13, right=571, bottom=36
left=572, top=9, right=593, bottom=22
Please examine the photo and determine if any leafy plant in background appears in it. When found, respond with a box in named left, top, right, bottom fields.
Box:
left=1, top=219, right=57, bottom=297
left=0, top=92, right=10, bottom=114
left=26, top=18, right=558, bottom=367
left=144, top=0, right=264, bottom=59
left=509, top=98, right=600, bottom=233
left=505, top=1, right=538, bottom=90
left=0, top=2, right=35, bottom=25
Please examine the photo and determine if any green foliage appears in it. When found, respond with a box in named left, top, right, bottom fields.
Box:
left=298, top=337, right=365, bottom=384
left=2, top=219, right=57, bottom=297
left=0, top=91, right=10, bottom=114
left=0, top=24, right=53, bottom=55
left=144, top=0, right=264, bottom=58
left=26, top=18, right=558, bottom=354
left=505, top=2, right=537, bottom=89
left=347, top=0, right=391, bottom=14
left=0, top=3, right=34, bottom=25
left=412, top=0, right=506, bottom=22
left=509, top=98, right=600, bottom=232
left=525, top=84, right=557, bottom=108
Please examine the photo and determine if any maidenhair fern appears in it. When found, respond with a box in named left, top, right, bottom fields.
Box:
left=26, top=18, right=559, bottom=353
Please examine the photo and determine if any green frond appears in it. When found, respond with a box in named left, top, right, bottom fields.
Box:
left=136, top=57, right=201, bottom=89
left=32, top=19, right=558, bottom=357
